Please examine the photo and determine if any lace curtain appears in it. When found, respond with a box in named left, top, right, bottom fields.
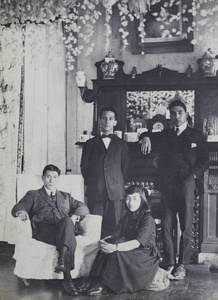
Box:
left=0, top=26, right=23, bottom=243
left=0, top=21, right=66, bottom=243
left=0, top=0, right=76, bottom=24
left=23, top=21, right=66, bottom=175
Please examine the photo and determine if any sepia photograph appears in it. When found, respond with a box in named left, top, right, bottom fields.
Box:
left=0, top=0, right=218, bottom=299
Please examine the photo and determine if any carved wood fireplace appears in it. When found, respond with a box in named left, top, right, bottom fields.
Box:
left=80, top=59, right=218, bottom=264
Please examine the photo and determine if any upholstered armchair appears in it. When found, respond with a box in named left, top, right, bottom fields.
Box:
left=13, top=174, right=102, bottom=285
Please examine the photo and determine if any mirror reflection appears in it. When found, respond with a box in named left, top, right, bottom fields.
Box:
left=126, top=90, right=195, bottom=133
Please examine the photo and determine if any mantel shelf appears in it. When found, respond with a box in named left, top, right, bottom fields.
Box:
left=75, top=140, right=142, bottom=144
left=92, top=75, right=218, bottom=89
left=75, top=142, right=85, bottom=146
left=92, top=63, right=218, bottom=89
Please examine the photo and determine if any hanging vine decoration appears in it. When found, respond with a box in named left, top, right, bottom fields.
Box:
left=0, top=0, right=218, bottom=70
left=117, top=1, right=132, bottom=51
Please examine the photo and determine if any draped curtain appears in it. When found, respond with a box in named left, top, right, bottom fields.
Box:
left=0, top=26, right=23, bottom=243
left=0, top=21, right=66, bottom=243
left=23, top=21, right=66, bottom=175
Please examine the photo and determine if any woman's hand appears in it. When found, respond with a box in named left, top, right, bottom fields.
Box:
left=99, top=240, right=116, bottom=254
left=101, top=235, right=112, bottom=241
left=99, top=239, right=140, bottom=254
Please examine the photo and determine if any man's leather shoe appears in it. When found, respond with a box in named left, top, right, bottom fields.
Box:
left=77, top=278, right=92, bottom=293
left=173, top=264, right=186, bottom=280
left=55, top=258, right=65, bottom=273
left=86, top=282, right=108, bottom=296
left=62, top=279, right=78, bottom=295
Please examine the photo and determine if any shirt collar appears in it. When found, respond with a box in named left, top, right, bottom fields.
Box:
left=44, top=186, right=56, bottom=196
left=175, top=122, right=187, bottom=134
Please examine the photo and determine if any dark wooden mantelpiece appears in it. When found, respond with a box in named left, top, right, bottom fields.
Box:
left=93, top=60, right=218, bottom=87
left=92, top=61, right=218, bottom=135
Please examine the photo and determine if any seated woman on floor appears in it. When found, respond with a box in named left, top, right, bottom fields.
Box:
left=82, top=185, right=170, bottom=295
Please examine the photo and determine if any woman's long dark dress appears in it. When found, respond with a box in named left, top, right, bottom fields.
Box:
left=89, top=206, right=160, bottom=294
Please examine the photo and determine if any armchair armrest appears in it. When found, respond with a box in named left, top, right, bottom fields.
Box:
left=79, top=214, right=102, bottom=238
left=15, top=218, right=32, bottom=243
left=13, top=217, right=56, bottom=265
left=13, top=215, right=102, bottom=280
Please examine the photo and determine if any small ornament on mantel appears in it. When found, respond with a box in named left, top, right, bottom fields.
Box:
left=131, top=66, right=137, bottom=79
left=186, top=64, right=193, bottom=77
left=80, top=130, right=90, bottom=142
left=156, top=64, right=163, bottom=77
left=100, top=52, right=119, bottom=79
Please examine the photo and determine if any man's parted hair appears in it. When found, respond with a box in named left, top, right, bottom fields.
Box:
left=169, top=100, right=187, bottom=112
left=42, top=164, right=61, bottom=176
left=100, top=106, right=117, bottom=119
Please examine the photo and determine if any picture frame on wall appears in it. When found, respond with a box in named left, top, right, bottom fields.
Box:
left=134, top=119, right=144, bottom=130
left=127, top=117, right=145, bottom=132
left=130, top=0, right=194, bottom=54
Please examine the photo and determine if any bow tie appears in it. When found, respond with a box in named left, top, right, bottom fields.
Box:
left=101, top=134, right=113, bottom=139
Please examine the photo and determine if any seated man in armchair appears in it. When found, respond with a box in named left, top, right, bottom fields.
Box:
left=11, top=164, right=89, bottom=296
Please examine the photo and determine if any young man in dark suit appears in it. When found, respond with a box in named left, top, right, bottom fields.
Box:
left=80, top=107, right=130, bottom=238
left=12, top=164, right=89, bottom=295
left=140, top=100, right=209, bottom=279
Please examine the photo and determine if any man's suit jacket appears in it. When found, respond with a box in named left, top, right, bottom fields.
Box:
left=80, top=135, right=130, bottom=201
left=140, top=126, right=209, bottom=193
left=11, top=187, right=89, bottom=235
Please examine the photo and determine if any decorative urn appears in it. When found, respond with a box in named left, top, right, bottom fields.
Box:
left=100, top=52, right=119, bottom=79
left=198, top=48, right=218, bottom=77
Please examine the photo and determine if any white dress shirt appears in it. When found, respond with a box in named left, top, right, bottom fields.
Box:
left=101, top=132, right=112, bottom=149
left=44, top=186, right=56, bottom=196
left=174, top=122, right=187, bottom=136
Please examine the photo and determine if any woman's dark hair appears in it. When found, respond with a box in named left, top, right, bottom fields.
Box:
left=125, top=185, right=150, bottom=212
left=42, top=164, right=61, bottom=176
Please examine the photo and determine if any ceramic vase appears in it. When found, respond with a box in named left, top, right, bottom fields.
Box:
left=198, top=48, right=218, bottom=77
left=100, top=52, right=119, bottom=79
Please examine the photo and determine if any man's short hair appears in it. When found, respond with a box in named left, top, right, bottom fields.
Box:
left=42, top=164, right=61, bottom=176
left=169, top=100, right=187, bottom=112
left=100, top=106, right=117, bottom=119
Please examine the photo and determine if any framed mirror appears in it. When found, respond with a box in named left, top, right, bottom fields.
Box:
left=130, top=0, right=194, bottom=54
left=126, top=90, right=195, bottom=133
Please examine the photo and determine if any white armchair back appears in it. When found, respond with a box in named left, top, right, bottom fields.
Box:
left=16, top=174, right=84, bottom=202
